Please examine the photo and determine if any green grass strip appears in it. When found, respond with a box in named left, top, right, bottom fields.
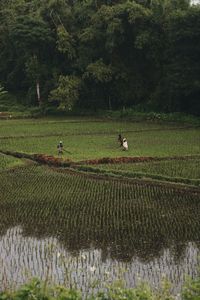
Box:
left=73, top=165, right=200, bottom=187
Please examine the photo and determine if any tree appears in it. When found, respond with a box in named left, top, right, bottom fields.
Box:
left=83, top=59, right=114, bottom=109
left=49, top=75, right=81, bottom=111
left=0, top=0, right=199, bottom=115
left=0, top=11, right=56, bottom=105
left=9, top=16, right=55, bottom=105
left=25, top=55, right=45, bottom=106
left=56, top=26, right=76, bottom=60
left=155, top=6, right=200, bottom=114
left=0, top=84, right=7, bottom=99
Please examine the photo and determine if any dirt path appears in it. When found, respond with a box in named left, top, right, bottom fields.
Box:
left=77, top=155, right=200, bottom=165
left=1, top=149, right=200, bottom=166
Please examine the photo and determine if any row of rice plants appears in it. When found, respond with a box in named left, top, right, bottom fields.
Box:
left=89, top=158, right=200, bottom=180
left=0, top=165, right=199, bottom=261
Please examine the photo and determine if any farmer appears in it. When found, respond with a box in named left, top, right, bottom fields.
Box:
left=57, top=141, right=64, bottom=155
left=122, top=138, right=128, bottom=151
left=118, top=134, right=123, bottom=147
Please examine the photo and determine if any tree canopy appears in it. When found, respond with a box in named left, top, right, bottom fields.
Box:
left=0, top=0, right=199, bottom=114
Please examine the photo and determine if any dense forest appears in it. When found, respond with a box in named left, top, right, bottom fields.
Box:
left=0, top=0, right=199, bottom=115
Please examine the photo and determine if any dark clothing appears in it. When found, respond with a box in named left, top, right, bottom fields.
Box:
left=118, top=134, right=123, bottom=146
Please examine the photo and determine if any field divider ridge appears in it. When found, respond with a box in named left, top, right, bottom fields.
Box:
left=0, top=150, right=72, bottom=167
left=57, top=165, right=200, bottom=193
left=1, top=149, right=200, bottom=189
left=71, top=164, right=200, bottom=187
left=77, top=155, right=200, bottom=165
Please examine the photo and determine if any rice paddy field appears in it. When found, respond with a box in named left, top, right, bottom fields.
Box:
left=0, top=118, right=199, bottom=160
left=90, top=158, right=200, bottom=181
left=104, top=159, right=200, bottom=178
left=0, top=117, right=200, bottom=295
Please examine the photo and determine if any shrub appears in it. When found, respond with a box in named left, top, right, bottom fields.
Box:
left=1, top=277, right=199, bottom=300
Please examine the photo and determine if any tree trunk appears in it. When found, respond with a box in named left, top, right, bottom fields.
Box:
left=36, top=81, right=41, bottom=106
left=108, top=95, right=112, bottom=110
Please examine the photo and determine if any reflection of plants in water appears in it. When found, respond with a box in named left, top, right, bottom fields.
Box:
left=0, top=257, right=8, bottom=291
left=0, top=165, right=200, bottom=263
left=0, top=227, right=199, bottom=294
left=54, top=246, right=128, bottom=293
left=42, top=242, right=77, bottom=290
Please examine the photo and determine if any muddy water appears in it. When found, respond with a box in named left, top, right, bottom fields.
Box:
left=0, top=166, right=200, bottom=295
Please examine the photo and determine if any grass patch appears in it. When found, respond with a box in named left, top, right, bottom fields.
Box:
left=0, top=118, right=185, bottom=138
left=106, top=109, right=200, bottom=125
left=0, top=153, right=25, bottom=170
left=0, top=276, right=200, bottom=300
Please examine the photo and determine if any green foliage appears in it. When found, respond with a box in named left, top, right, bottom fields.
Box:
left=154, top=5, right=200, bottom=114
left=106, top=109, right=200, bottom=124
left=0, top=278, right=81, bottom=300
left=84, top=59, right=113, bottom=83
left=25, top=55, right=42, bottom=82
left=0, top=84, right=7, bottom=99
left=0, top=0, right=200, bottom=113
left=0, top=277, right=200, bottom=299
left=10, top=16, right=54, bottom=52
left=182, top=277, right=200, bottom=300
left=49, top=75, right=81, bottom=111
left=56, top=26, right=76, bottom=60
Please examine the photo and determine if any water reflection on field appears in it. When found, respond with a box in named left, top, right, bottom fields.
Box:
left=0, top=166, right=200, bottom=295
left=0, top=227, right=199, bottom=295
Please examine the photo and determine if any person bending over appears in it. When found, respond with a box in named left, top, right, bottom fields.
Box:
left=122, top=138, right=128, bottom=151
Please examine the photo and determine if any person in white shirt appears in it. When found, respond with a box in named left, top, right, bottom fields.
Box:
left=122, top=138, right=128, bottom=151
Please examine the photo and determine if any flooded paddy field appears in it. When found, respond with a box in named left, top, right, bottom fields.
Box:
left=0, top=165, right=200, bottom=295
